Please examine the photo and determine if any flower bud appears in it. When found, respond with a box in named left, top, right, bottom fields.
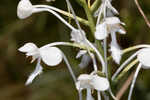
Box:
left=17, top=0, right=33, bottom=19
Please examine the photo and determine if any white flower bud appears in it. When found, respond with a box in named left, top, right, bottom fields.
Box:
left=137, top=48, right=150, bottom=69
left=17, top=0, right=33, bottom=19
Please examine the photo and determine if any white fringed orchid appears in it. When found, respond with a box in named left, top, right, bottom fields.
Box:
left=19, top=42, right=77, bottom=85
left=17, top=0, right=75, bottom=31
left=70, top=28, right=105, bottom=73
left=110, top=46, right=150, bottom=100
left=128, top=48, right=150, bottom=100
left=76, top=74, right=109, bottom=100
left=95, top=17, right=125, bottom=40
left=19, top=43, right=63, bottom=85
left=137, top=48, right=150, bottom=68
left=112, top=46, right=150, bottom=81
left=95, top=17, right=125, bottom=64
left=17, top=0, right=33, bottom=19
left=19, top=43, right=63, bottom=66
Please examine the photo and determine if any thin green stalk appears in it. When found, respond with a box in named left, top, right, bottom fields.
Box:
left=35, top=4, right=89, bottom=26
left=82, top=0, right=96, bottom=35
left=91, top=0, right=101, bottom=13
left=52, top=7, right=89, bottom=26
left=81, top=0, right=104, bottom=61
left=115, top=59, right=138, bottom=82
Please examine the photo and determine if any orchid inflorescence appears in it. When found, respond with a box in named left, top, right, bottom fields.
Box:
left=17, top=0, right=150, bottom=100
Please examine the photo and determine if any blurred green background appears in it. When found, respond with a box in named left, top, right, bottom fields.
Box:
left=0, top=0, right=150, bottom=100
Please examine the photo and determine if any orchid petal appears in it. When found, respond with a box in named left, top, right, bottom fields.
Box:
left=25, top=60, right=43, bottom=85
left=105, top=17, right=121, bottom=25
left=78, top=74, right=92, bottom=81
left=76, top=81, right=82, bottom=91
left=79, top=54, right=91, bottom=69
left=110, top=32, right=122, bottom=64
left=137, top=48, right=150, bottom=68
left=118, top=28, right=126, bottom=34
left=76, top=74, right=93, bottom=90
left=110, top=41, right=122, bottom=64
left=95, top=23, right=108, bottom=40
left=40, top=47, right=63, bottom=66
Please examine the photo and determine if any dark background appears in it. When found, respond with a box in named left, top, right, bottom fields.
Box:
left=0, top=0, right=150, bottom=100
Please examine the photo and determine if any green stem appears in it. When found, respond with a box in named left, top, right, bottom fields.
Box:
left=91, top=0, right=101, bottom=13
left=81, top=0, right=105, bottom=71
left=53, top=7, right=89, bottom=26
left=82, top=0, right=96, bottom=35
left=115, top=59, right=138, bottom=82
left=75, top=0, right=104, bottom=59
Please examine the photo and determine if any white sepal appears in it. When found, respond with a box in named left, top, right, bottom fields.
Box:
left=95, top=23, right=108, bottom=40
left=91, top=75, right=109, bottom=91
left=18, top=43, right=38, bottom=53
left=105, top=17, right=121, bottom=25
left=40, top=47, right=63, bottom=66
left=76, top=74, right=93, bottom=91
left=137, top=48, right=150, bottom=69
left=25, top=59, right=43, bottom=85
left=17, top=0, right=33, bottom=19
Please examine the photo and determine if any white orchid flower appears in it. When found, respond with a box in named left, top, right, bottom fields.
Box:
left=112, top=46, right=150, bottom=81
left=95, top=17, right=125, bottom=64
left=19, top=43, right=63, bottom=66
left=110, top=45, right=150, bottom=100
left=17, top=0, right=75, bottom=31
left=76, top=74, right=109, bottom=100
left=70, top=29, right=105, bottom=72
left=17, top=0, right=33, bottom=19
left=19, top=42, right=77, bottom=85
left=64, top=0, right=106, bottom=73
left=128, top=48, right=150, bottom=100
left=137, top=48, right=150, bottom=68
left=18, top=43, right=63, bottom=85
left=95, top=17, right=126, bottom=40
